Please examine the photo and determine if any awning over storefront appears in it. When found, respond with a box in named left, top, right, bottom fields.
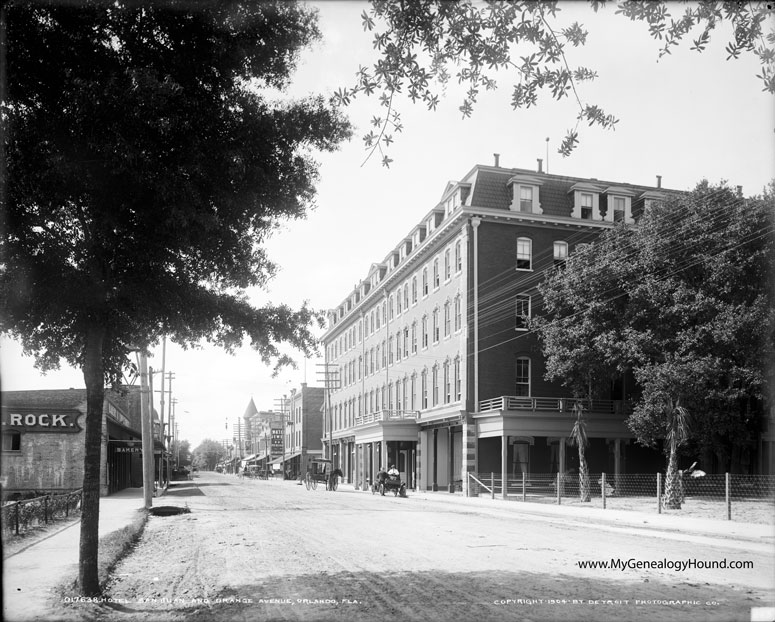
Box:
left=268, top=451, right=302, bottom=465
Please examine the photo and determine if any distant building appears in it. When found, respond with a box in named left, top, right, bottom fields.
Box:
left=1, top=386, right=162, bottom=497
left=321, top=159, right=678, bottom=493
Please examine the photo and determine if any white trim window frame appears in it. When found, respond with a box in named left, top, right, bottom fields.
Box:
left=516, top=237, right=532, bottom=271
left=515, top=294, right=531, bottom=331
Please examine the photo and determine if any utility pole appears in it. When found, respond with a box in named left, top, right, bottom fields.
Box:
left=139, top=352, right=154, bottom=509
left=159, top=338, right=166, bottom=489
left=316, top=363, right=340, bottom=461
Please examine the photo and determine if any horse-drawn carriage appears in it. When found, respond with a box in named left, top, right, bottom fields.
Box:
left=304, top=458, right=343, bottom=491
left=371, top=470, right=407, bottom=497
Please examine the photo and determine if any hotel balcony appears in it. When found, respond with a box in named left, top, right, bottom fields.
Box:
left=354, top=409, right=420, bottom=427
left=478, top=396, right=631, bottom=416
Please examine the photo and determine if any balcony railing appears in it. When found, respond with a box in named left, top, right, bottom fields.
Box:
left=478, top=396, right=630, bottom=415
left=354, top=409, right=420, bottom=426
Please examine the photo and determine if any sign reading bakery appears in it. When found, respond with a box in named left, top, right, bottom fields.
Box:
left=1, top=407, right=83, bottom=433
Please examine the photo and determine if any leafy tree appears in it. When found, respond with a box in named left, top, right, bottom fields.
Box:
left=193, top=439, right=227, bottom=472
left=534, top=182, right=775, bottom=498
left=337, top=1, right=774, bottom=165
left=1, top=0, right=350, bottom=595
left=172, top=439, right=191, bottom=468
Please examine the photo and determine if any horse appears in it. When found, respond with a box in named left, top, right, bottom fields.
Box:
left=327, top=468, right=344, bottom=491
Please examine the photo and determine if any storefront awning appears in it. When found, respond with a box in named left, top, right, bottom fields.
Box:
left=268, top=451, right=302, bottom=465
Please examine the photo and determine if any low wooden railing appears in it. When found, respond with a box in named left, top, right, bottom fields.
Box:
left=478, top=396, right=631, bottom=415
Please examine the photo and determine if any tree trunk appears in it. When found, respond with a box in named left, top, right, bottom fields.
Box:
left=663, top=442, right=682, bottom=510
left=578, top=445, right=590, bottom=502
left=78, top=322, right=106, bottom=595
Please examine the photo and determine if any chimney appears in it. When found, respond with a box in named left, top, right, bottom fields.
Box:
left=736, top=185, right=743, bottom=197
left=656, top=175, right=662, bottom=188
left=537, top=158, right=543, bottom=173
left=493, top=153, right=500, bottom=167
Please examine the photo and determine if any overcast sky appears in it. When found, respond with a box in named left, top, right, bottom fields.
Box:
left=2, top=1, right=773, bottom=450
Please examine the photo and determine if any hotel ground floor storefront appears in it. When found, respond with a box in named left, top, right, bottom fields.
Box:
left=323, top=400, right=665, bottom=494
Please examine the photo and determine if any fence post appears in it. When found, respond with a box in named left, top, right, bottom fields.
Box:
left=557, top=472, right=561, bottom=505
left=522, top=471, right=526, bottom=502
left=726, top=473, right=731, bottom=521
left=602, top=473, right=607, bottom=510
left=15, top=502, right=20, bottom=535
left=656, top=472, right=662, bottom=514
left=490, top=472, right=494, bottom=500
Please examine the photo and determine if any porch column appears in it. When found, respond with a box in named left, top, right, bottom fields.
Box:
left=501, top=435, right=508, bottom=499
left=432, top=429, right=438, bottom=491
left=381, top=440, right=388, bottom=470
left=354, top=442, right=359, bottom=490
left=448, top=427, right=454, bottom=493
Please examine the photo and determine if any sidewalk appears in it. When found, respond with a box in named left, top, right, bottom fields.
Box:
left=3, top=487, right=147, bottom=622
left=401, top=485, right=775, bottom=545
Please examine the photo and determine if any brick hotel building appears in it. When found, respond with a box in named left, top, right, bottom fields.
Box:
left=320, top=159, right=674, bottom=493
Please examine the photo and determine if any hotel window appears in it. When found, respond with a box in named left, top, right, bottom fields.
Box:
left=389, top=295, right=394, bottom=320
left=381, top=340, right=387, bottom=367
left=403, top=326, right=410, bottom=357
left=388, top=335, right=394, bottom=364
left=402, top=377, right=409, bottom=412
left=454, top=357, right=461, bottom=401
left=410, top=374, right=416, bottom=410
left=395, top=382, right=401, bottom=412
left=396, top=331, right=402, bottom=360
left=375, top=307, right=380, bottom=329
left=412, top=276, right=418, bottom=304
left=358, top=355, right=363, bottom=379
left=433, top=258, right=440, bottom=288
left=3, top=430, right=20, bottom=451
left=388, top=382, right=394, bottom=411
left=612, top=196, right=626, bottom=222
left=581, top=193, right=593, bottom=220
left=376, top=344, right=381, bottom=370
left=455, top=240, right=462, bottom=272
left=421, top=370, right=428, bottom=409
left=444, top=301, right=451, bottom=337
left=396, top=290, right=402, bottom=315
left=375, top=387, right=381, bottom=410
left=411, top=322, right=417, bottom=354
left=443, top=360, right=451, bottom=404
left=519, top=186, right=534, bottom=212
left=454, top=295, right=462, bottom=332
left=422, top=267, right=429, bottom=296
left=404, top=283, right=409, bottom=309
left=444, top=248, right=451, bottom=280
left=515, top=294, right=531, bottom=330
left=422, top=315, right=429, bottom=348
left=432, top=365, right=439, bottom=406
left=554, top=241, right=568, bottom=268
left=432, top=308, right=440, bottom=343
left=515, top=357, right=531, bottom=397
left=516, top=237, right=532, bottom=270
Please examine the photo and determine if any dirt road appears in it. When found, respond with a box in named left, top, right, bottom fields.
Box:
left=65, top=472, right=772, bottom=622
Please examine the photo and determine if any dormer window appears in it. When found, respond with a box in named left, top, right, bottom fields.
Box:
left=508, top=174, right=544, bottom=214
left=603, top=187, right=635, bottom=224
left=581, top=193, right=593, bottom=219
left=569, top=182, right=604, bottom=221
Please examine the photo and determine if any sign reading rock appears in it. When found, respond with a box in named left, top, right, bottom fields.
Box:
left=1, top=408, right=83, bottom=433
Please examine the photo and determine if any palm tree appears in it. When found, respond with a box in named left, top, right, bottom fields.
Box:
left=568, top=402, right=591, bottom=502
left=662, top=397, right=691, bottom=510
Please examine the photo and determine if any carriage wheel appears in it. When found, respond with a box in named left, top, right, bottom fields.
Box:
left=311, top=478, right=318, bottom=490
left=305, top=473, right=311, bottom=490
left=379, top=483, right=385, bottom=496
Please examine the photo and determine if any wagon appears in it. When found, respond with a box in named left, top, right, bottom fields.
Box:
left=304, top=459, right=342, bottom=491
